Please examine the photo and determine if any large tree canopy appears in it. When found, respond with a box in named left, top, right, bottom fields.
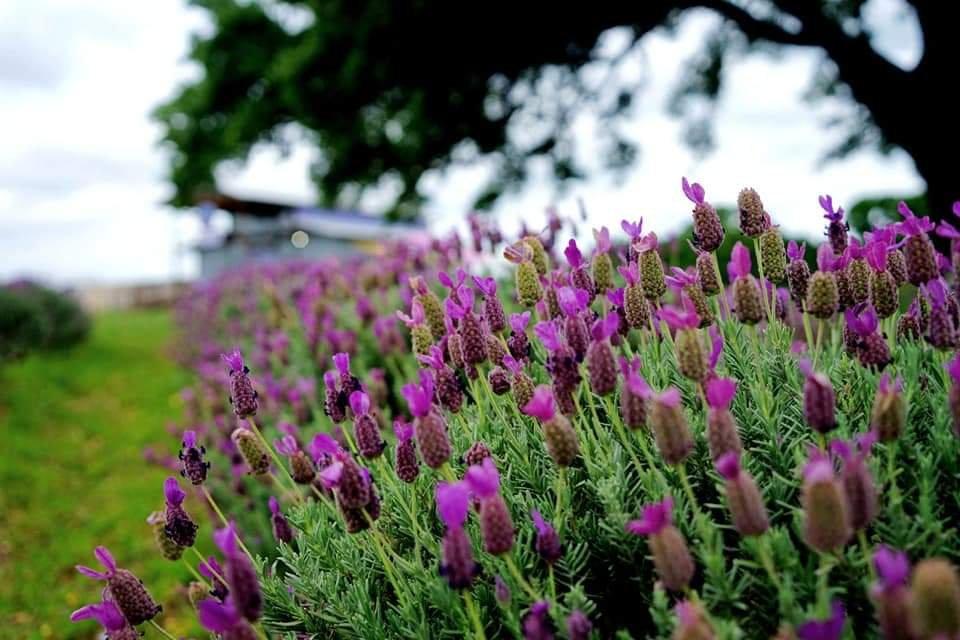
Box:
left=155, top=0, right=956, bottom=221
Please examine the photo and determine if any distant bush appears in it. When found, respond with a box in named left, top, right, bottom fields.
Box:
left=0, top=281, right=90, bottom=362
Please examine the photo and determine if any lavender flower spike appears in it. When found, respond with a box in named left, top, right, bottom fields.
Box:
left=163, top=476, right=198, bottom=548
left=797, top=600, right=846, bottom=640
left=531, top=509, right=562, bottom=565
left=179, top=429, right=210, bottom=485
left=76, top=546, right=161, bottom=624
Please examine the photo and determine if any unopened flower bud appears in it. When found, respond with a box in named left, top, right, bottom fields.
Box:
left=231, top=428, right=270, bottom=476
left=531, top=510, right=562, bottom=565
left=801, top=450, right=851, bottom=553
left=672, top=600, right=715, bottom=640
left=393, top=421, right=420, bottom=483
left=705, top=378, right=742, bottom=463
left=887, top=248, right=907, bottom=285
left=871, top=373, right=906, bottom=442
left=696, top=252, right=721, bottom=296
left=650, top=388, right=694, bottom=465
left=567, top=610, right=593, bottom=640
left=806, top=271, right=839, bottom=319
left=716, top=453, right=768, bottom=536
left=524, top=235, right=549, bottom=276
left=223, top=350, right=258, bottom=418
left=760, top=228, right=787, bottom=283
left=187, top=581, right=210, bottom=609
left=147, top=511, right=184, bottom=561
left=464, top=441, right=492, bottom=467
left=626, top=498, right=695, bottom=592
left=269, top=497, right=295, bottom=544
left=910, top=558, right=960, bottom=638
left=737, top=188, right=767, bottom=238
left=799, top=360, right=837, bottom=434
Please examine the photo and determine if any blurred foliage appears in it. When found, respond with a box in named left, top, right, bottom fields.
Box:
left=0, top=282, right=90, bottom=364
left=0, top=310, right=196, bottom=640
left=155, top=1, right=956, bottom=220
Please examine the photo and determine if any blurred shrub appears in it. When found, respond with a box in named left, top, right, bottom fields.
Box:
left=0, top=281, right=90, bottom=362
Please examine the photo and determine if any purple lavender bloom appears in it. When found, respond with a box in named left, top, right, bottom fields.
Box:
left=222, top=348, right=258, bottom=418
left=466, top=458, right=515, bottom=554
left=76, top=547, right=161, bottom=624
left=269, top=496, right=295, bottom=544
left=874, top=545, right=910, bottom=593
left=198, top=596, right=258, bottom=639
left=531, top=509, right=562, bottom=564
left=199, top=555, right=229, bottom=601
left=70, top=597, right=134, bottom=638
left=179, top=430, right=210, bottom=485
left=214, top=522, right=262, bottom=621
left=797, top=601, right=845, bottom=640
left=593, top=226, right=612, bottom=255
left=830, top=432, right=878, bottom=531
left=566, top=609, right=592, bottom=640
left=625, top=497, right=674, bottom=536
left=621, top=218, right=643, bottom=241
left=436, top=481, right=479, bottom=589
left=522, top=601, right=554, bottom=640
left=163, top=476, right=198, bottom=548
left=565, top=238, right=584, bottom=268
left=727, top=241, right=752, bottom=281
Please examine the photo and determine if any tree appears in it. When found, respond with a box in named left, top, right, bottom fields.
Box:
left=155, top=0, right=957, bottom=222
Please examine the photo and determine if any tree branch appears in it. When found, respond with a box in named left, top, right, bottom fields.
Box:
left=695, top=0, right=814, bottom=46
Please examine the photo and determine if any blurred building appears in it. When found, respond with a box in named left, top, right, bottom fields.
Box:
left=192, top=193, right=428, bottom=278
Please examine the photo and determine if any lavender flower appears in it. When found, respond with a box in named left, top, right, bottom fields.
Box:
left=163, top=476, right=198, bottom=548
left=947, top=353, right=960, bottom=437
left=673, top=599, right=715, bottom=640
left=619, top=356, right=650, bottom=430
left=200, top=555, right=229, bottom=601
left=557, top=286, right=590, bottom=361
left=566, top=238, right=596, bottom=300
left=402, top=371, right=452, bottom=469
left=275, top=434, right=316, bottom=483
left=70, top=596, right=137, bottom=640
left=716, top=452, right=768, bottom=536
left=505, top=241, right=543, bottom=307
left=820, top=194, right=848, bottom=255
left=845, top=304, right=891, bottom=369
left=636, top=232, right=667, bottom=301
left=231, top=427, right=270, bottom=475
left=798, top=359, right=837, bottom=433
left=179, top=430, right=210, bottom=485
left=148, top=510, right=184, bottom=560
left=759, top=226, right=787, bottom=283
left=649, top=387, right=694, bottom=465
left=447, top=287, right=487, bottom=366
left=198, top=596, right=259, bottom=640
left=508, top=311, right=532, bottom=361
left=214, top=523, right=262, bottom=621
left=523, top=385, right=579, bottom=467
left=566, top=609, right=593, bottom=640
left=323, top=370, right=346, bottom=423
left=738, top=187, right=767, bottom=238
left=797, top=600, right=845, bottom=640
left=531, top=509, right=562, bottom=565
left=801, top=449, right=851, bottom=553
left=463, top=440, right=492, bottom=467
left=897, top=201, right=939, bottom=286
left=409, top=275, right=447, bottom=341
left=806, top=245, right=840, bottom=319
left=625, top=497, right=695, bottom=591
left=871, top=373, right=906, bottom=442
left=586, top=314, right=620, bottom=395
left=910, top=558, right=960, bottom=638
left=466, top=458, right=515, bottom=555
left=269, top=496, right=295, bottom=544
left=474, top=275, right=507, bottom=333
left=504, top=354, right=535, bottom=410
left=660, top=300, right=707, bottom=383
left=665, top=266, right=713, bottom=327
left=349, top=391, right=386, bottom=458
left=922, top=279, right=957, bottom=350
left=870, top=546, right=912, bottom=640
left=727, top=242, right=763, bottom=324
left=786, top=240, right=811, bottom=307
left=397, top=299, right=434, bottom=355
left=76, top=546, right=162, bottom=624
left=705, top=377, right=742, bottom=463
left=591, top=226, right=615, bottom=292
left=865, top=237, right=898, bottom=319
left=683, top=177, right=724, bottom=253
left=436, top=481, right=479, bottom=589
left=830, top=433, right=878, bottom=531
left=621, top=262, right=652, bottom=329
left=522, top=601, right=554, bottom=640
left=389, top=420, right=420, bottom=485
left=494, top=575, right=511, bottom=606
left=222, top=349, right=258, bottom=418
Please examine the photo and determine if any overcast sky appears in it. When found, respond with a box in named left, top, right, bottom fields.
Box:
left=0, top=0, right=924, bottom=285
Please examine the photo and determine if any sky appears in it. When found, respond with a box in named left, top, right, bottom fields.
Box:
left=0, top=0, right=925, bottom=285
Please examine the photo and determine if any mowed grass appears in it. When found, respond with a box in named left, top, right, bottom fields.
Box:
left=0, top=309, right=204, bottom=639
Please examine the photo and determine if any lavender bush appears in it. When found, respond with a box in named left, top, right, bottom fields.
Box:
left=71, top=187, right=960, bottom=639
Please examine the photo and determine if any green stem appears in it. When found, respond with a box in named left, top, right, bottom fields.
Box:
left=756, top=535, right=781, bottom=590
left=711, top=253, right=732, bottom=318
left=553, top=467, right=567, bottom=536
left=201, top=486, right=255, bottom=563
left=858, top=530, right=876, bottom=582
left=753, top=238, right=775, bottom=326
left=148, top=619, right=178, bottom=640
left=813, top=319, right=824, bottom=370
left=364, top=514, right=410, bottom=610
left=504, top=554, right=540, bottom=601
left=817, top=553, right=833, bottom=615
left=181, top=556, right=210, bottom=588
left=463, top=591, right=487, bottom=640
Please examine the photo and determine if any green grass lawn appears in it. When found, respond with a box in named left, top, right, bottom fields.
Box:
left=0, top=309, right=204, bottom=639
